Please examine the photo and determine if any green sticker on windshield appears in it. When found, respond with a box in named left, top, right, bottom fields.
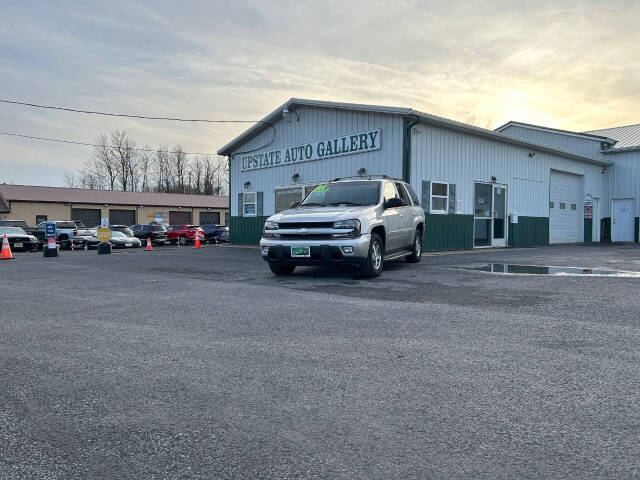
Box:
left=315, top=185, right=328, bottom=192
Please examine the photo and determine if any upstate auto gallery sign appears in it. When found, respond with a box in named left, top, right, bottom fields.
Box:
left=239, top=129, right=381, bottom=172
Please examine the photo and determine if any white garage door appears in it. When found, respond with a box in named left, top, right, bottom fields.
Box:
left=549, top=171, right=582, bottom=244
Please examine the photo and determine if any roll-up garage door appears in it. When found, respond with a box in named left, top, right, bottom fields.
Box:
left=71, top=208, right=101, bottom=228
left=199, top=211, right=220, bottom=225
left=169, top=211, right=192, bottom=225
left=549, top=171, right=582, bottom=244
left=109, top=209, right=136, bottom=225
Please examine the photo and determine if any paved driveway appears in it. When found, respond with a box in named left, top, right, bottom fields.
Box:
left=1, top=244, right=639, bottom=479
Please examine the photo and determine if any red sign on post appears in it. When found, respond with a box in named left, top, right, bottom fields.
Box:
left=584, top=205, right=593, bottom=219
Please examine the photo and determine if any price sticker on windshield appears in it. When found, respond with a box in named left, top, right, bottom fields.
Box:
left=315, top=185, right=328, bottom=192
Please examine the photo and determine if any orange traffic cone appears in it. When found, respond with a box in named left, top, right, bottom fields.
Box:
left=1, top=234, right=13, bottom=260
left=146, top=237, right=153, bottom=251
left=194, top=234, right=201, bottom=249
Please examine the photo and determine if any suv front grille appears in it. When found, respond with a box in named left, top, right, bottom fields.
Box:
left=278, top=222, right=333, bottom=229
left=279, top=234, right=332, bottom=240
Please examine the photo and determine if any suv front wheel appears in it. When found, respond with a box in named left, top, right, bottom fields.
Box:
left=360, top=233, right=384, bottom=278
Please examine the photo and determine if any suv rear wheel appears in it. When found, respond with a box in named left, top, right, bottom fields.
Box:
left=406, top=229, right=423, bottom=263
left=360, top=233, right=384, bottom=278
left=269, top=263, right=296, bottom=275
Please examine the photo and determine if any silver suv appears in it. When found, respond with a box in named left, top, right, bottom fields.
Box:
left=260, top=177, right=425, bottom=278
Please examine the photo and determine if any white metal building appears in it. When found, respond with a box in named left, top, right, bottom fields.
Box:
left=497, top=122, right=640, bottom=244
left=218, top=99, right=622, bottom=250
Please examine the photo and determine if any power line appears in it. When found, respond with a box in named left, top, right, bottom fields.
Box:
left=0, top=98, right=267, bottom=124
left=0, top=97, right=279, bottom=156
left=0, top=131, right=221, bottom=156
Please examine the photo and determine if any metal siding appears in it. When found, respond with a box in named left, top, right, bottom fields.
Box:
left=229, top=106, right=404, bottom=217
left=607, top=150, right=640, bottom=219
left=500, top=125, right=606, bottom=160
left=410, top=124, right=605, bottom=240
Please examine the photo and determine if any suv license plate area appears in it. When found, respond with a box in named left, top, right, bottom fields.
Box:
left=291, top=246, right=311, bottom=258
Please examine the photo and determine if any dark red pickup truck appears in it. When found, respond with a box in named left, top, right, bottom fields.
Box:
left=166, top=225, right=205, bottom=245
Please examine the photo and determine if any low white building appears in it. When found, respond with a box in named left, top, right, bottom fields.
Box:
left=218, top=99, right=625, bottom=250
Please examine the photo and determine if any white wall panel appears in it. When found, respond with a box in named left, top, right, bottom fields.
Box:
left=410, top=124, right=605, bottom=224
left=607, top=150, right=640, bottom=218
left=229, top=106, right=404, bottom=216
left=500, top=125, right=607, bottom=161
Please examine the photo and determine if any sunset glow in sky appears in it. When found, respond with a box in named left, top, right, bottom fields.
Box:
left=1, top=0, right=638, bottom=186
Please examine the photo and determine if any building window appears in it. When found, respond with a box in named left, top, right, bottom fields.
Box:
left=559, top=202, right=566, bottom=210
left=36, top=215, right=48, bottom=224
left=571, top=204, right=577, bottom=210
left=430, top=182, right=449, bottom=213
left=550, top=202, right=554, bottom=209
left=274, top=184, right=318, bottom=213
left=275, top=186, right=303, bottom=213
left=243, top=192, right=257, bottom=217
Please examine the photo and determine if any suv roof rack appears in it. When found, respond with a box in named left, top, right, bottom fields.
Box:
left=330, top=175, right=400, bottom=182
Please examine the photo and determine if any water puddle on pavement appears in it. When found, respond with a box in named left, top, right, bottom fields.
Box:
left=463, top=264, right=640, bottom=277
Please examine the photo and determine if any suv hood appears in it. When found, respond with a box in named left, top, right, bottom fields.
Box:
left=269, top=205, right=373, bottom=223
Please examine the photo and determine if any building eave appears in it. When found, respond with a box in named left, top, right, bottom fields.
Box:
left=494, top=121, right=617, bottom=144
left=601, top=146, right=640, bottom=154
left=216, top=98, right=411, bottom=156
left=412, top=112, right=611, bottom=167
left=218, top=99, right=611, bottom=167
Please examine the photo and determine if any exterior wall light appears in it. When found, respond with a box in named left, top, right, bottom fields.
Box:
left=244, top=181, right=251, bottom=189
left=528, top=152, right=536, bottom=157
left=292, top=173, right=300, bottom=183
left=491, top=176, right=497, bottom=182
left=357, top=168, right=367, bottom=176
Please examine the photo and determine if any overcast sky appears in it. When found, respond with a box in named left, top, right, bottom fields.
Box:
left=1, top=0, right=638, bottom=186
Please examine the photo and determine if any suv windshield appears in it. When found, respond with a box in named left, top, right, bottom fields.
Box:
left=301, top=181, right=380, bottom=207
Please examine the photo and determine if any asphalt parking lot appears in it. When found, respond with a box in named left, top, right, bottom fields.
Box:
left=1, top=244, right=640, bottom=479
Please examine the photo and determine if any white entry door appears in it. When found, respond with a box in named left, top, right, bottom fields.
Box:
left=612, top=199, right=635, bottom=242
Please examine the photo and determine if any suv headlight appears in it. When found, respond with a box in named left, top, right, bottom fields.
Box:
left=332, top=219, right=361, bottom=238
left=263, top=221, right=279, bottom=238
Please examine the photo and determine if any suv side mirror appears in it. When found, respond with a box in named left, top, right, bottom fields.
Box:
left=289, top=201, right=300, bottom=209
left=384, top=197, right=404, bottom=209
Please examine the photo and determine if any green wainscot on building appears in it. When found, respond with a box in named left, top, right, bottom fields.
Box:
left=218, top=98, right=640, bottom=250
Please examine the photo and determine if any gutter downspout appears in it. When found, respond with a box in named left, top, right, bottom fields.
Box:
left=402, top=115, right=420, bottom=183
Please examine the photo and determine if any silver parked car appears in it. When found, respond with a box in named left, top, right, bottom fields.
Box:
left=260, top=176, right=425, bottom=278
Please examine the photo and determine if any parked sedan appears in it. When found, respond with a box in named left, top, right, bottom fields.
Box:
left=0, top=226, right=39, bottom=251
left=83, top=231, right=142, bottom=249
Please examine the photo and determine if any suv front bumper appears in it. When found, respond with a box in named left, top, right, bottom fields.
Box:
left=260, top=234, right=371, bottom=265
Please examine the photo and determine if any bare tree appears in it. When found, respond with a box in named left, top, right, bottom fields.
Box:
left=171, top=145, right=188, bottom=193
left=74, top=131, right=226, bottom=196
left=63, top=171, right=77, bottom=188
left=138, top=147, right=152, bottom=192
left=93, top=134, right=118, bottom=190
left=110, top=130, right=138, bottom=191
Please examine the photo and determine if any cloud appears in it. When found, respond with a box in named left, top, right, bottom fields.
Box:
left=0, top=0, right=638, bottom=185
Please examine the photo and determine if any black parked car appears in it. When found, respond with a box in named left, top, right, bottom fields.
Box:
left=83, top=231, right=142, bottom=249
left=0, top=226, right=39, bottom=251
left=133, top=224, right=168, bottom=245
left=202, top=224, right=229, bottom=244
